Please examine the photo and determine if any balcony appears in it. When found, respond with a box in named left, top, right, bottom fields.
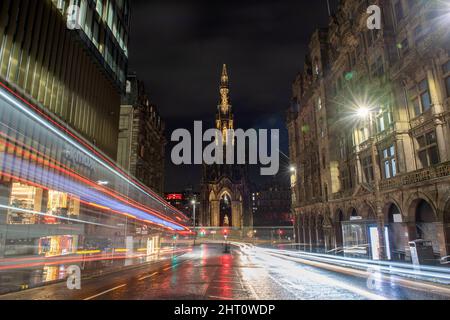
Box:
left=380, top=161, right=450, bottom=191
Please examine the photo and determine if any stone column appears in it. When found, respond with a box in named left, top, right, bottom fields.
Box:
left=231, top=201, right=241, bottom=229
left=427, top=68, right=449, bottom=162
left=210, top=200, right=219, bottom=227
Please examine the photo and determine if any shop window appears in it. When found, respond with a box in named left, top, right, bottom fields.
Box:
left=362, top=156, right=374, bottom=183
left=409, top=78, right=432, bottom=117
left=47, top=191, right=80, bottom=221
left=382, top=145, right=397, bottom=179
left=417, top=131, right=440, bottom=168
left=8, top=183, right=43, bottom=225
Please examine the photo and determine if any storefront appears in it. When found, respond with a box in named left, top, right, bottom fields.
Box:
left=6, top=183, right=81, bottom=225
left=38, top=235, right=78, bottom=257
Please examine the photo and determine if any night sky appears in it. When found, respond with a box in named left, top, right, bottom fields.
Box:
left=128, top=0, right=338, bottom=191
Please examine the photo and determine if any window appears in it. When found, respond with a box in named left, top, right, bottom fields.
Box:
left=394, top=1, right=404, bottom=23
left=409, top=79, right=432, bottom=117
left=358, top=127, right=369, bottom=143
left=382, top=145, right=397, bottom=179
left=362, top=156, right=374, bottom=183
left=339, top=138, right=346, bottom=160
left=414, top=25, right=424, bottom=44
left=371, top=56, right=384, bottom=78
left=376, top=107, right=393, bottom=133
left=417, top=131, right=440, bottom=168
left=96, top=0, right=103, bottom=16
left=317, top=97, right=322, bottom=111
left=443, top=60, right=450, bottom=98
left=341, top=167, right=352, bottom=190
left=399, top=37, right=409, bottom=56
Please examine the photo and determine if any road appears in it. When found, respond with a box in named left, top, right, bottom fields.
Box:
left=1, top=243, right=449, bottom=300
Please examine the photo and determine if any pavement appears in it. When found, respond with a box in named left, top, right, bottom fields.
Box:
left=0, top=243, right=449, bottom=300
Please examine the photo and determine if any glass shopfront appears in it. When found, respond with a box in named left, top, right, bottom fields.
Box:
left=0, top=83, right=192, bottom=295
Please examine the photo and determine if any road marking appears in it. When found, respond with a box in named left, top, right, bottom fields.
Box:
left=83, top=284, right=127, bottom=300
left=138, top=272, right=158, bottom=281
left=208, top=295, right=234, bottom=300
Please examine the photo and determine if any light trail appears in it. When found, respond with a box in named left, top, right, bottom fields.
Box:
left=263, top=247, right=450, bottom=283
left=230, top=242, right=450, bottom=298
left=0, top=82, right=190, bottom=228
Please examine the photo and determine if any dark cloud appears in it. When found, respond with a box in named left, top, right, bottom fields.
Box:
left=128, top=0, right=337, bottom=191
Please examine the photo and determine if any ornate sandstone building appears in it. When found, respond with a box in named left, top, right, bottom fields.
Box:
left=199, top=65, right=253, bottom=228
left=287, top=0, right=450, bottom=263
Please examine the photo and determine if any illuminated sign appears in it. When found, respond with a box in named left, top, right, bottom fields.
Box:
left=166, top=193, right=183, bottom=201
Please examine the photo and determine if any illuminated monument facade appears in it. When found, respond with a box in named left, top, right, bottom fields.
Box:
left=199, top=65, right=253, bottom=229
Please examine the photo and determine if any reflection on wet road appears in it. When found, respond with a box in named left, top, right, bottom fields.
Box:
left=1, top=243, right=449, bottom=300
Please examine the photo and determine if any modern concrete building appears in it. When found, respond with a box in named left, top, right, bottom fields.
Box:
left=287, top=0, right=450, bottom=263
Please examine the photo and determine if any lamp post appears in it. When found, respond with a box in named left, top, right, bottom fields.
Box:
left=357, top=106, right=386, bottom=261
left=191, top=199, right=198, bottom=246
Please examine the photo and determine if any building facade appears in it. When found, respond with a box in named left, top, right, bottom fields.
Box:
left=165, top=188, right=200, bottom=223
left=0, top=0, right=190, bottom=294
left=199, top=65, right=253, bottom=229
left=287, top=0, right=450, bottom=263
left=252, top=175, right=292, bottom=227
left=0, top=0, right=129, bottom=158
left=117, top=74, right=165, bottom=195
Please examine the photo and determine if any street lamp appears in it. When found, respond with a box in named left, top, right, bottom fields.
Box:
left=191, top=199, right=199, bottom=245
left=356, top=106, right=387, bottom=261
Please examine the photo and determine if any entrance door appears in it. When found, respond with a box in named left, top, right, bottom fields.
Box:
left=219, top=194, right=232, bottom=227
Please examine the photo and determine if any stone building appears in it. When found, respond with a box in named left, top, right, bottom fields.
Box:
left=253, top=175, right=292, bottom=227
left=117, top=74, right=165, bottom=195
left=199, top=65, right=253, bottom=228
left=287, top=0, right=450, bottom=263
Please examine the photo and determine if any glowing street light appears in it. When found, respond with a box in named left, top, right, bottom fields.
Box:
left=191, top=199, right=199, bottom=245
left=356, top=106, right=370, bottom=119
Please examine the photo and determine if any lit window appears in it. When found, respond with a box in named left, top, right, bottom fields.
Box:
left=382, top=145, right=397, bottom=179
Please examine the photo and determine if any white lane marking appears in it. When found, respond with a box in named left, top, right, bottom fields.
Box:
left=138, top=272, right=158, bottom=281
left=83, top=284, right=127, bottom=300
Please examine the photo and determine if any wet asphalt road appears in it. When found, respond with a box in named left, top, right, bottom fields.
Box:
left=1, top=243, right=449, bottom=300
